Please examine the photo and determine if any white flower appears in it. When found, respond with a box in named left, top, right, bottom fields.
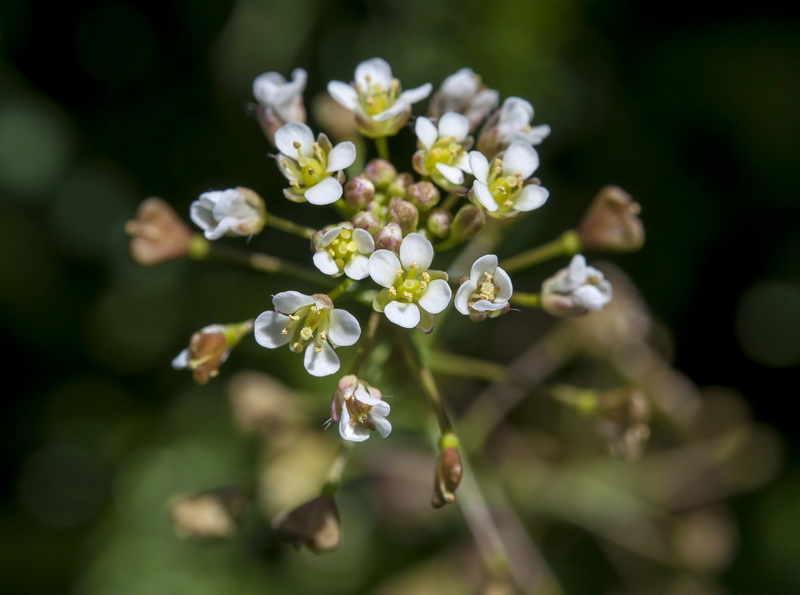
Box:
left=412, top=113, right=473, bottom=191
left=313, top=223, right=375, bottom=280
left=332, top=375, right=391, bottom=442
left=430, top=68, right=498, bottom=132
left=275, top=123, right=356, bottom=205
left=253, top=68, right=307, bottom=124
left=328, top=58, right=432, bottom=138
left=454, top=254, right=513, bottom=320
left=469, top=141, right=549, bottom=218
left=541, top=255, right=613, bottom=317
left=190, top=187, right=266, bottom=240
left=477, top=96, right=551, bottom=156
left=254, top=292, right=361, bottom=377
left=368, top=233, right=452, bottom=329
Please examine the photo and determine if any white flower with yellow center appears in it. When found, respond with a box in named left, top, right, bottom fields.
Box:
left=368, top=233, right=452, bottom=329
left=253, top=68, right=307, bottom=124
left=454, top=254, right=513, bottom=320
left=541, top=255, right=613, bottom=317
left=429, top=68, right=498, bottom=132
left=254, top=292, right=361, bottom=377
left=313, top=223, right=375, bottom=280
left=275, top=123, right=356, bottom=205
left=469, top=141, right=549, bottom=218
left=496, top=97, right=551, bottom=146
left=328, top=58, right=432, bottom=138
left=331, top=375, right=391, bottom=442
left=190, top=187, right=266, bottom=240
left=413, top=113, right=473, bottom=192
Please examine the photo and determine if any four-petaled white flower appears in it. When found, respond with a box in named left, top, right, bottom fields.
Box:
left=477, top=97, right=551, bottom=156
left=429, top=68, right=499, bottom=132
left=190, top=187, right=266, bottom=240
left=454, top=254, right=513, bottom=321
left=412, top=113, right=473, bottom=192
left=368, top=233, right=452, bottom=329
left=328, top=58, right=432, bottom=138
left=313, top=223, right=375, bottom=280
left=332, top=375, right=391, bottom=442
left=254, top=292, right=361, bottom=377
left=469, top=141, right=549, bottom=218
left=275, top=123, right=356, bottom=205
left=541, top=254, right=613, bottom=317
left=253, top=68, right=307, bottom=124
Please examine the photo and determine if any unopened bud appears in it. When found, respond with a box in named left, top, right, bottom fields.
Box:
left=432, top=446, right=463, bottom=508
left=125, top=197, right=194, bottom=266
left=363, top=158, right=397, bottom=190
left=272, top=495, right=341, bottom=554
left=169, top=487, right=248, bottom=540
left=374, top=222, right=404, bottom=253
left=172, top=321, right=253, bottom=385
left=389, top=197, right=419, bottom=234
left=577, top=186, right=644, bottom=252
left=343, top=175, right=375, bottom=210
left=407, top=181, right=441, bottom=211
left=386, top=172, right=414, bottom=199
left=426, top=208, right=453, bottom=238
left=351, top=209, right=381, bottom=235
left=450, top=204, right=486, bottom=242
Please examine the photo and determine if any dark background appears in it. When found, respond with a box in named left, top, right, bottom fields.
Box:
left=1, top=0, right=798, bottom=592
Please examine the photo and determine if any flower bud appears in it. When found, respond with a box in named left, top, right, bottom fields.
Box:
left=272, top=495, right=341, bottom=554
left=541, top=255, right=612, bottom=317
left=426, top=208, right=452, bottom=238
left=343, top=175, right=375, bottom=210
left=432, top=447, right=463, bottom=508
left=576, top=186, right=644, bottom=252
left=363, top=158, right=397, bottom=190
left=125, top=197, right=194, bottom=266
left=172, top=321, right=253, bottom=385
left=351, top=209, right=381, bottom=235
left=450, top=204, right=486, bottom=242
left=169, top=487, right=248, bottom=540
left=374, top=222, right=404, bottom=253
left=389, top=197, right=419, bottom=234
left=386, top=172, right=414, bottom=199
left=407, top=181, right=441, bottom=211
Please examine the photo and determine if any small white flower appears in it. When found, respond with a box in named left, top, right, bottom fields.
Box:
left=313, top=223, right=375, bottom=280
left=477, top=96, right=551, bottom=156
left=332, top=375, right=391, bottom=442
left=368, top=233, right=452, bottom=330
left=541, top=255, right=613, bottom=317
left=454, top=254, right=513, bottom=320
left=328, top=58, right=432, bottom=138
left=430, top=68, right=498, bottom=132
left=469, top=141, right=549, bottom=218
left=254, top=292, right=361, bottom=377
left=253, top=68, right=307, bottom=124
left=190, top=187, right=266, bottom=240
left=412, top=113, right=473, bottom=191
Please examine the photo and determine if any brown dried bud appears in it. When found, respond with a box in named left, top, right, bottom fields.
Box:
left=374, top=222, right=404, bottom=253
left=389, top=197, right=419, bottom=234
left=450, top=204, right=487, bottom=242
left=432, top=447, right=463, bottom=508
left=426, top=208, right=453, bottom=238
left=363, top=158, right=397, bottom=190
left=169, top=487, right=248, bottom=540
left=407, top=181, right=441, bottom=211
left=343, top=175, right=375, bottom=210
left=125, top=197, right=194, bottom=266
left=272, top=495, right=341, bottom=554
left=576, top=186, right=645, bottom=252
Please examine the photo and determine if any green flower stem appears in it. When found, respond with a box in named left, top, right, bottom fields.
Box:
left=206, top=243, right=335, bottom=287
left=498, top=229, right=580, bottom=273
left=510, top=292, right=541, bottom=308
left=321, top=441, right=353, bottom=496
left=327, top=278, right=355, bottom=301
left=348, top=311, right=381, bottom=376
left=440, top=192, right=460, bottom=212
left=428, top=351, right=511, bottom=383
left=374, top=136, right=390, bottom=161
left=264, top=213, right=317, bottom=239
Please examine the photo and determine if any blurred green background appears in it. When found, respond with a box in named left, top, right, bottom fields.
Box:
left=1, top=0, right=798, bottom=593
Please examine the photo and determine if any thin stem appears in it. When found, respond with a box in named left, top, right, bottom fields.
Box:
left=264, top=213, right=317, bottom=239
left=510, top=292, right=541, bottom=308
left=348, top=311, right=381, bottom=376
left=428, top=351, right=511, bottom=383
left=207, top=243, right=334, bottom=287
left=327, top=278, right=355, bottom=301
left=440, top=192, right=460, bottom=212
left=374, top=136, right=390, bottom=161
left=499, top=230, right=580, bottom=273
left=321, top=441, right=353, bottom=496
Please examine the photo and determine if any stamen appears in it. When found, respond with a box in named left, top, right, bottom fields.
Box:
left=409, top=262, right=419, bottom=270
left=293, top=141, right=301, bottom=149
left=280, top=328, right=289, bottom=335
left=300, top=327, right=314, bottom=341
left=395, top=269, right=404, bottom=277
left=403, top=291, right=413, bottom=301
left=422, top=272, right=431, bottom=282
left=389, top=287, right=397, bottom=296
left=288, top=314, right=300, bottom=321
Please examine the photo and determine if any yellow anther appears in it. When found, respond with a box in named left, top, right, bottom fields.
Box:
left=422, top=272, right=431, bottom=282
left=293, top=141, right=301, bottom=149
left=409, top=262, right=419, bottom=270
left=503, top=199, right=514, bottom=208
left=346, top=241, right=357, bottom=252
left=307, top=167, right=316, bottom=176
left=314, top=345, right=322, bottom=353
left=290, top=180, right=300, bottom=188
left=420, top=281, right=427, bottom=290
left=319, top=330, right=327, bottom=341
left=300, top=327, right=314, bottom=341
left=340, top=229, right=351, bottom=240
left=395, top=269, right=404, bottom=277
left=328, top=248, right=336, bottom=257
left=389, top=287, right=397, bottom=296
left=403, top=291, right=414, bottom=301
left=498, top=186, right=508, bottom=195
left=311, top=306, right=320, bottom=314
left=280, top=328, right=289, bottom=335
left=289, top=314, right=300, bottom=321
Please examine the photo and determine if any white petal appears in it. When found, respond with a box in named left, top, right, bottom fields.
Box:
left=339, top=408, right=369, bottom=442
left=313, top=250, right=341, bottom=276
left=503, top=142, right=539, bottom=179
left=359, top=393, right=390, bottom=415
left=399, top=232, right=433, bottom=271
left=344, top=254, right=370, bottom=280
left=327, top=81, right=360, bottom=111
left=515, top=185, right=549, bottom=212
left=454, top=281, right=476, bottom=315
left=371, top=415, right=392, bottom=438
left=415, top=117, right=438, bottom=150
left=326, top=141, right=356, bottom=172
left=438, top=112, right=469, bottom=141
left=274, top=122, right=315, bottom=157
left=304, top=341, right=340, bottom=377
left=171, top=349, right=189, bottom=369
left=320, top=226, right=342, bottom=247
left=189, top=197, right=216, bottom=231
left=473, top=181, right=498, bottom=211
left=524, top=124, right=551, bottom=145
left=254, top=311, right=292, bottom=348
left=272, top=290, right=314, bottom=314
left=493, top=267, right=514, bottom=301
left=574, top=285, right=610, bottom=311
left=501, top=97, right=534, bottom=126
left=568, top=255, right=588, bottom=284
left=352, top=228, right=374, bottom=254
left=355, top=58, right=392, bottom=89
left=327, top=309, right=361, bottom=347
left=469, top=254, right=498, bottom=284
left=395, top=83, right=433, bottom=107
left=440, top=69, right=477, bottom=101
left=472, top=299, right=507, bottom=312
left=253, top=72, right=285, bottom=103
left=417, top=279, right=452, bottom=314
left=368, top=250, right=402, bottom=287
left=384, top=301, right=421, bottom=328
left=435, top=162, right=464, bottom=185
left=455, top=151, right=472, bottom=174
left=305, top=176, right=343, bottom=205
left=468, top=151, right=489, bottom=183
